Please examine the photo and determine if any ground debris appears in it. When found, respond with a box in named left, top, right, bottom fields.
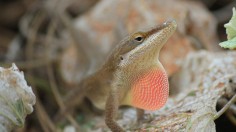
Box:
left=60, top=51, right=236, bottom=131
left=136, top=51, right=236, bottom=131
left=79, top=51, right=236, bottom=132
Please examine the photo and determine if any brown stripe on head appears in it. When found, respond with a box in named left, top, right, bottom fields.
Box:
left=147, top=20, right=177, bottom=37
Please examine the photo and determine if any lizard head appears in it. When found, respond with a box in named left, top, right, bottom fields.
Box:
left=108, top=20, right=177, bottom=68
left=116, top=20, right=177, bottom=110
left=118, top=20, right=177, bottom=67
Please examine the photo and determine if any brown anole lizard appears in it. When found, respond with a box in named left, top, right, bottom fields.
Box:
left=63, top=20, right=177, bottom=131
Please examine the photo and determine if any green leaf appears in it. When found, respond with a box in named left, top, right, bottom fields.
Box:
left=219, top=37, right=236, bottom=49
left=219, top=7, right=236, bottom=49
left=225, top=7, right=236, bottom=40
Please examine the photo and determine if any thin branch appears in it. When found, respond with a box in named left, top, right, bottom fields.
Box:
left=25, top=10, right=45, bottom=60
left=56, top=4, right=90, bottom=72
left=47, top=64, right=80, bottom=130
left=24, top=10, right=56, bottom=131
left=211, top=74, right=236, bottom=90
left=27, top=76, right=56, bottom=132
left=218, top=98, right=236, bottom=115
left=214, top=93, right=236, bottom=120
left=35, top=98, right=57, bottom=132
left=45, top=20, right=80, bottom=130
left=1, top=59, right=53, bottom=69
left=226, top=111, right=236, bottom=125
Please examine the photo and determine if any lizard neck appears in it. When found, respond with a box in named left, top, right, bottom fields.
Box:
left=83, top=59, right=118, bottom=110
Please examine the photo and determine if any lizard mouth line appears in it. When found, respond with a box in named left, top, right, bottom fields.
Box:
left=147, top=20, right=177, bottom=36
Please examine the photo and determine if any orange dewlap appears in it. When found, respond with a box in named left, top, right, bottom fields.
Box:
left=131, top=69, right=169, bottom=111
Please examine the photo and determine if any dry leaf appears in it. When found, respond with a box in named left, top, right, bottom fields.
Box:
left=0, top=64, right=36, bottom=132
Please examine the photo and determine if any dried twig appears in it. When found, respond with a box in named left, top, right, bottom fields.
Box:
left=24, top=10, right=57, bottom=131
left=210, top=74, right=236, bottom=90
left=214, top=93, right=236, bottom=120
left=45, top=20, right=80, bottom=130
left=27, top=75, right=56, bottom=132
left=56, top=2, right=90, bottom=72
left=218, top=98, right=236, bottom=115
left=226, top=110, right=236, bottom=125
left=25, top=10, right=45, bottom=60
left=47, top=64, right=80, bottom=130
left=35, top=98, right=56, bottom=132
left=1, top=59, right=53, bottom=69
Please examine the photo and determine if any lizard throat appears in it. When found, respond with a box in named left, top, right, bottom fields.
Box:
left=130, top=69, right=169, bottom=111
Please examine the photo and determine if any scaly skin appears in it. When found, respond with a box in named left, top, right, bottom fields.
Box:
left=131, top=68, right=169, bottom=110
left=63, top=20, right=177, bottom=131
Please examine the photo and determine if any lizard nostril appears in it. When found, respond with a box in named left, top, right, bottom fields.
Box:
left=120, top=56, right=124, bottom=60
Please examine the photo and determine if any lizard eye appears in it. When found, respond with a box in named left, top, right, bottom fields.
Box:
left=133, top=33, right=145, bottom=43
left=135, top=36, right=143, bottom=42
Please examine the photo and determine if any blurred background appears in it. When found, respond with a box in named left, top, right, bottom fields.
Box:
left=0, top=0, right=236, bottom=131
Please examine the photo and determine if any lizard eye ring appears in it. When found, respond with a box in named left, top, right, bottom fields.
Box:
left=133, top=32, right=145, bottom=42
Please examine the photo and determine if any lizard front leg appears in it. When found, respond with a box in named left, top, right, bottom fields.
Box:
left=105, top=90, right=124, bottom=132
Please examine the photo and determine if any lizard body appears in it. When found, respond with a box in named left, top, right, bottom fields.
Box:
left=64, top=20, right=177, bottom=131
